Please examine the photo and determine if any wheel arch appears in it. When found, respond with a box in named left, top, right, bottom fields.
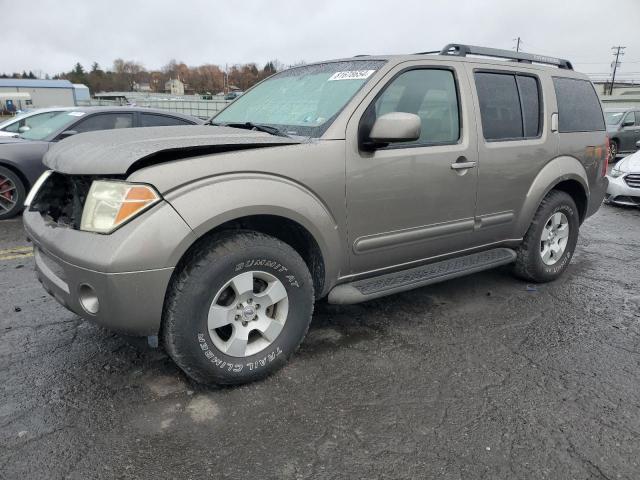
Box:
left=0, top=159, right=30, bottom=191
left=516, top=156, right=590, bottom=236
left=174, top=214, right=327, bottom=297
left=165, top=174, right=345, bottom=298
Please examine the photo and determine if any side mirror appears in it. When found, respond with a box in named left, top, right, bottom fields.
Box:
left=18, top=125, right=30, bottom=133
left=58, top=130, right=78, bottom=140
left=368, top=112, right=421, bottom=148
left=622, top=120, right=635, bottom=128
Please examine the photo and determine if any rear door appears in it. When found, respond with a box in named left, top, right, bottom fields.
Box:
left=139, top=112, right=196, bottom=126
left=70, top=112, right=135, bottom=134
left=467, top=64, right=556, bottom=243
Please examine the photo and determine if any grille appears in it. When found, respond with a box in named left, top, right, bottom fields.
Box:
left=29, top=172, right=119, bottom=229
left=625, top=174, right=640, bottom=189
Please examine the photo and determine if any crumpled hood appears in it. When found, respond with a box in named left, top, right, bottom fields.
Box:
left=43, top=125, right=300, bottom=175
left=617, top=150, right=640, bottom=173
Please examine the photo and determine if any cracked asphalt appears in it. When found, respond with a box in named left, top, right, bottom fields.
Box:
left=1, top=204, right=640, bottom=480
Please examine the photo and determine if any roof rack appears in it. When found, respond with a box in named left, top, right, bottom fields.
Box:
left=439, top=43, right=573, bottom=70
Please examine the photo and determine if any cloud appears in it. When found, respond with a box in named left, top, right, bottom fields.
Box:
left=2, top=0, right=638, bottom=79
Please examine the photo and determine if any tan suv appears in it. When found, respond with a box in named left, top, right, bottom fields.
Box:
left=24, top=44, right=608, bottom=385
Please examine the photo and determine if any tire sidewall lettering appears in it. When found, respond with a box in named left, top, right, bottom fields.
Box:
left=234, top=258, right=300, bottom=288
left=196, top=333, right=283, bottom=373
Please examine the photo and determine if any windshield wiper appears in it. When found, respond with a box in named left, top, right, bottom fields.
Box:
left=208, top=121, right=290, bottom=138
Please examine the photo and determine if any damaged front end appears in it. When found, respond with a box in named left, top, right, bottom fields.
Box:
left=27, top=172, right=122, bottom=230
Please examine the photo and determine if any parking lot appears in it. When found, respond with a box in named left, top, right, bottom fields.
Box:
left=0, top=204, right=639, bottom=479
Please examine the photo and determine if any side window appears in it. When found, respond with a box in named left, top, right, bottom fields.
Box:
left=474, top=72, right=542, bottom=141
left=73, top=113, right=134, bottom=133
left=552, top=77, right=605, bottom=132
left=623, top=111, right=636, bottom=126
left=636, top=112, right=640, bottom=127
left=371, top=69, right=460, bottom=146
left=140, top=114, right=193, bottom=127
left=516, top=76, right=541, bottom=138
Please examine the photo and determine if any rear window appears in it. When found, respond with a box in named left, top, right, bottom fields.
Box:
left=552, top=77, right=605, bottom=133
left=474, top=72, right=542, bottom=141
left=140, top=113, right=193, bottom=127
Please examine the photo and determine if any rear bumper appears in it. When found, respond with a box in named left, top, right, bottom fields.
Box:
left=606, top=175, right=640, bottom=206
left=585, top=175, right=608, bottom=218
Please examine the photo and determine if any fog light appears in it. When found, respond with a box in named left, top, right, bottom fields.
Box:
left=78, top=284, right=99, bottom=314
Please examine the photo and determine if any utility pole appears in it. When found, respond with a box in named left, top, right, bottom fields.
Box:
left=610, top=46, right=625, bottom=95
left=513, top=37, right=522, bottom=52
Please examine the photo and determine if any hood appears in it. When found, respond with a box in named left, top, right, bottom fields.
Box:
left=43, top=125, right=301, bottom=175
left=617, top=150, right=640, bottom=173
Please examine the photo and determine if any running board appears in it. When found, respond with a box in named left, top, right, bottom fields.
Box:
left=328, top=248, right=517, bottom=305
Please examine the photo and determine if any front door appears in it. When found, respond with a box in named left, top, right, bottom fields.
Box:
left=345, top=62, right=479, bottom=275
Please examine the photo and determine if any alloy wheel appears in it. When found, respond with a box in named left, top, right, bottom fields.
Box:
left=207, top=270, right=289, bottom=357
left=540, top=212, right=569, bottom=266
left=0, top=174, right=17, bottom=214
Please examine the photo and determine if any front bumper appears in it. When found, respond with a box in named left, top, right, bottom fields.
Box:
left=33, top=246, right=173, bottom=335
left=606, top=174, right=640, bottom=206
left=24, top=202, right=195, bottom=336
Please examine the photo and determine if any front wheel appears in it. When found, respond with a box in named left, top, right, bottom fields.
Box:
left=513, top=190, right=579, bottom=283
left=0, top=166, right=26, bottom=220
left=162, top=231, right=314, bottom=386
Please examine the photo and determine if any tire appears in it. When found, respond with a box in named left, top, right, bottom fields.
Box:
left=513, top=190, right=579, bottom=283
left=162, top=231, right=314, bottom=386
left=0, top=166, right=26, bottom=220
left=608, top=139, right=619, bottom=163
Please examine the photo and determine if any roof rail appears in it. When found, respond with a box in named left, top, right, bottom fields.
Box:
left=439, top=43, right=573, bottom=70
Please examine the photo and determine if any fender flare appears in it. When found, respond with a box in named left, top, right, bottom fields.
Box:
left=515, top=155, right=589, bottom=236
left=164, top=173, right=344, bottom=291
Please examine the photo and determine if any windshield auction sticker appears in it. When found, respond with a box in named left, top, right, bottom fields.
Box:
left=328, top=70, right=375, bottom=81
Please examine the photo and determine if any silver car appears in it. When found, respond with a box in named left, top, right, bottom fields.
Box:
left=606, top=146, right=640, bottom=206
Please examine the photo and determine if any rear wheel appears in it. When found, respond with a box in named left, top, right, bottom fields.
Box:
left=162, top=231, right=314, bottom=385
left=514, top=190, right=579, bottom=283
left=0, top=166, right=25, bottom=220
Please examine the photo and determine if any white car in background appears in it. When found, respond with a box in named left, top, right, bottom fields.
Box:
left=606, top=142, right=640, bottom=207
left=0, top=107, right=74, bottom=137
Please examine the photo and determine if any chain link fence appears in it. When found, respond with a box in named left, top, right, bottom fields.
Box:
left=79, top=92, right=233, bottom=119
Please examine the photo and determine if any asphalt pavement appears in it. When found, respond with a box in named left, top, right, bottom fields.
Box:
left=1, top=205, right=640, bottom=479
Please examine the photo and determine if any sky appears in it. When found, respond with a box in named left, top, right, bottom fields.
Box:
left=3, top=0, right=640, bottom=81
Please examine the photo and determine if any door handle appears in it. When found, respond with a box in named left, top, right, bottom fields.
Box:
left=450, top=159, right=477, bottom=170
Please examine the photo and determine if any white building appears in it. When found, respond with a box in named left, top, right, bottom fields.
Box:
left=164, top=78, right=185, bottom=96
left=0, top=79, right=79, bottom=110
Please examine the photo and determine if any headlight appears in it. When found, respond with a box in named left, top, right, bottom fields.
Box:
left=80, top=181, right=160, bottom=233
left=609, top=167, right=624, bottom=178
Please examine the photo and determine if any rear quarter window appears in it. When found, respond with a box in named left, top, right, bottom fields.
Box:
left=552, top=77, right=605, bottom=133
left=140, top=114, right=194, bottom=127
